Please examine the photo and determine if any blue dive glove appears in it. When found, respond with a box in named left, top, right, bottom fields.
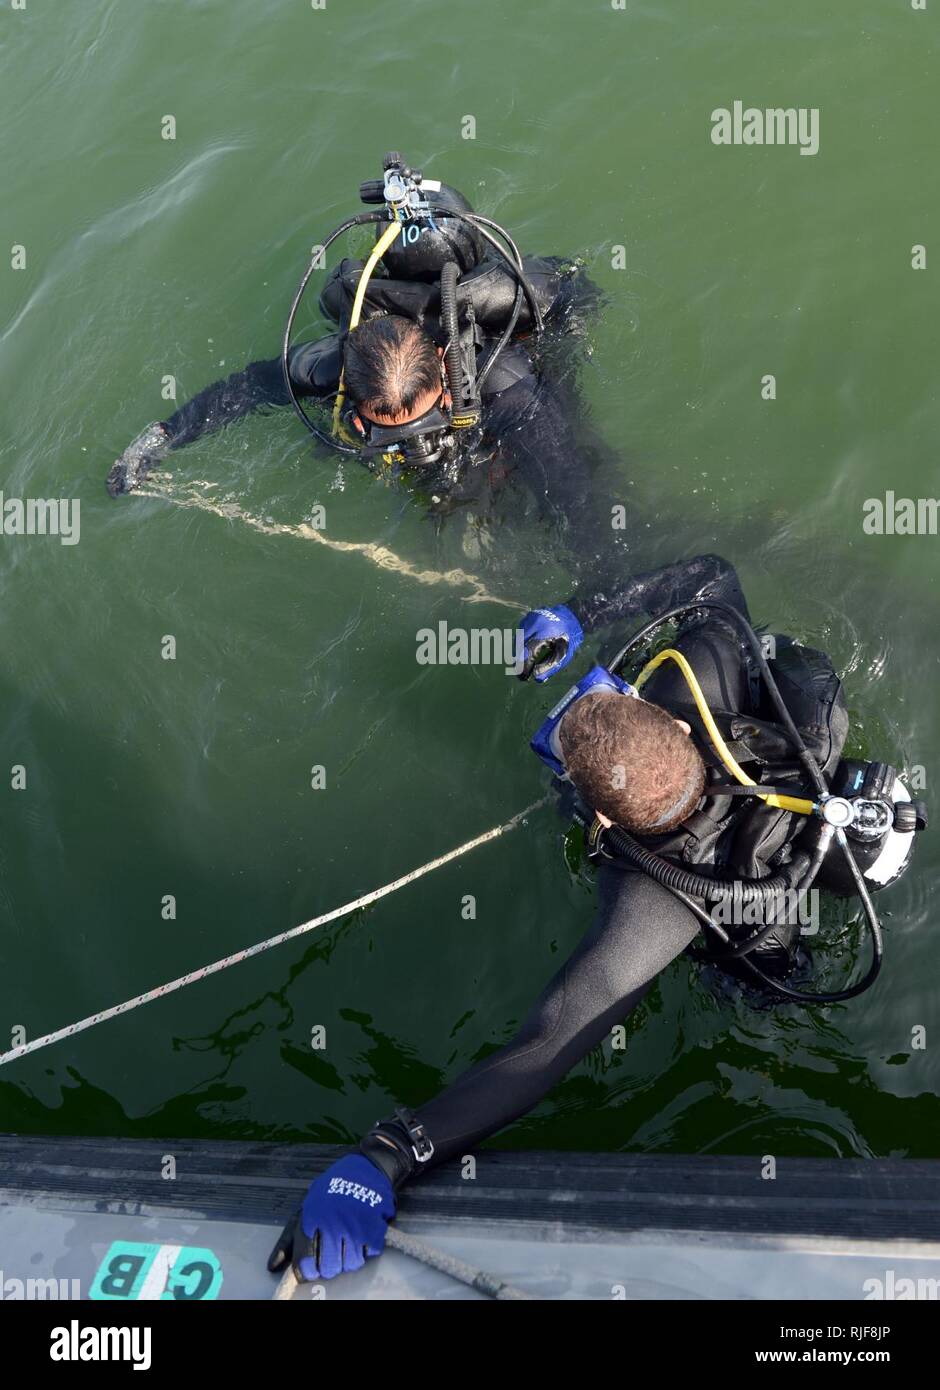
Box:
left=518, top=604, right=584, bottom=682
left=267, top=1153, right=396, bottom=1282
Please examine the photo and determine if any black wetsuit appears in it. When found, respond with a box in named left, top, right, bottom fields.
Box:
left=365, top=555, right=847, bottom=1179
left=110, top=251, right=607, bottom=542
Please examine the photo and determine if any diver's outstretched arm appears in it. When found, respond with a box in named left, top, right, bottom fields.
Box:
left=518, top=554, right=751, bottom=682
left=356, top=870, right=700, bottom=1185
left=105, top=337, right=342, bottom=496
left=571, top=553, right=750, bottom=634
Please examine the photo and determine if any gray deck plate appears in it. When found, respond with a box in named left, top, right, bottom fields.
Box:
left=2, top=1135, right=939, bottom=1300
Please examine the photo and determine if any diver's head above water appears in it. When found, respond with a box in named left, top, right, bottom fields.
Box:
left=343, top=315, right=447, bottom=428
left=558, top=689, right=702, bottom=834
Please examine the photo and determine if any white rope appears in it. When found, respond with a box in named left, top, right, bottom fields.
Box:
left=0, top=799, right=546, bottom=1068
left=273, top=1226, right=532, bottom=1301
left=137, top=482, right=526, bottom=612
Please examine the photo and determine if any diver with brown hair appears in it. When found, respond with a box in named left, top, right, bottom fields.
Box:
left=268, top=552, right=925, bottom=1284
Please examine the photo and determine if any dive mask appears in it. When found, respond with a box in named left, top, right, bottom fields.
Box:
left=346, top=361, right=455, bottom=465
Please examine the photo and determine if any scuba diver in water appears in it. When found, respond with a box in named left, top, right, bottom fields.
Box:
left=267, top=552, right=926, bottom=1285
left=107, top=152, right=605, bottom=542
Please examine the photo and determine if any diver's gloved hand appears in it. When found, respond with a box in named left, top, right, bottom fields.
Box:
left=106, top=422, right=171, bottom=497
left=267, top=1154, right=396, bottom=1283
left=517, top=604, right=583, bottom=682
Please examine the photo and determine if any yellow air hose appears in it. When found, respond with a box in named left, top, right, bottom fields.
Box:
left=633, top=648, right=816, bottom=816
left=331, top=217, right=404, bottom=439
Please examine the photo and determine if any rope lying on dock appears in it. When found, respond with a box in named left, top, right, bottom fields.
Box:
left=0, top=799, right=546, bottom=1068
left=273, top=1225, right=532, bottom=1301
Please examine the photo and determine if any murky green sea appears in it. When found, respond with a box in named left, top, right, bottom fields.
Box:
left=1, top=0, right=938, bottom=1159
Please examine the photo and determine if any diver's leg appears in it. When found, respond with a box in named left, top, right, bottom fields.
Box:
left=488, top=371, right=620, bottom=555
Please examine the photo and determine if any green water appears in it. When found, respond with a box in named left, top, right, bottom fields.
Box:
left=1, top=0, right=938, bottom=1160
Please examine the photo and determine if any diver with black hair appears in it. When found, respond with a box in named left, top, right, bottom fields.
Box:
left=106, top=153, right=606, bottom=544
left=267, top=552, right=926, bottom=1285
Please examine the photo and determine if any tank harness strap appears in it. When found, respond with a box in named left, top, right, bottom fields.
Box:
left=666, top=701, right=762, bottom=768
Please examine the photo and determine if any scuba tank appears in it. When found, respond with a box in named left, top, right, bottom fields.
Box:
left=362, top=155, right=484, bottom=282
left=813, top=759, right=925, bottom=896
